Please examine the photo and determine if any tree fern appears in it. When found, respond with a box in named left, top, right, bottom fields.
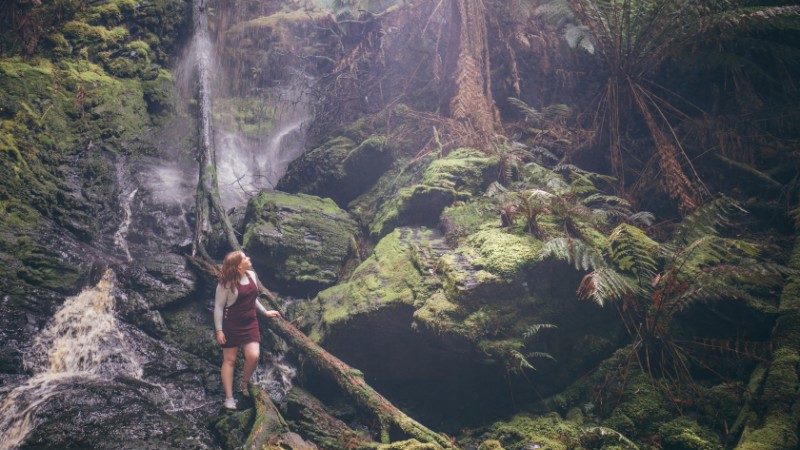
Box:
left=577, top=267, right=640, bottom=306
left=608, top=223, right=659, bottom=280
left=539, top=237, right=605, bottom=271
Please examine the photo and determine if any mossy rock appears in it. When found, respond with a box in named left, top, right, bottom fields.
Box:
left=480, top=412, right=584, bottom=450
left=278, top=134, right=395, bottom=205
left=659, top=417, right=723, bottom=450
left=298, top=227, right=442, bottom=342
left=212, top=408, right=255, bottom=449
left=437, top=228, right=543, bottom=304
left=242, top=190, right=358, bottom=296
left=375, top=440, right=443, bottom=450
left=283, top=387, right=371, bottom=449
left=369, top=148, right=500, bottom=237
left=602, top=373, right=672, bottom=437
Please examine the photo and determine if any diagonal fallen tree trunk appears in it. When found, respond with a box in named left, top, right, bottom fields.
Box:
left=261, top=311, right=456, bottom=448
left=189, top=254, right=455, bottom=447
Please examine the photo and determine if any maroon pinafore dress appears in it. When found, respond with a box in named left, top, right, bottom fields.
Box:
left=220, top=272, right=261, bottom=348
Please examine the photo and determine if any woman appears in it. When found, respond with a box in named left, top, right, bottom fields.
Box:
left=214, top=250, right=281, bottom=410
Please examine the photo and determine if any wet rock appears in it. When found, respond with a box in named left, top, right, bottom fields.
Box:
left=278, top=135, right=394, bottom=206
left=242, top=190, right=358, bottom=296
left=282, top=387, right=371, bottom=449
left=368, top=148, right=500, bottom=237
left=20, top=376, right=216, bottom=450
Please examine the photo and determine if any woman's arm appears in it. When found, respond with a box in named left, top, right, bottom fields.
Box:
left=248, top=270, right=280, bottom=318
left=213, top=283, right=228, bottom=331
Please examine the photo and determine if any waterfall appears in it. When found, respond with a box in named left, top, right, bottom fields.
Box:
left=251, top=352, right=297, bottom=403
left=0, top=270, right=141, bottom=450
left=114, top=160, right=137, bottom=262
left=178, top=0, right=299, bottom=397
left=175, top=0, right=311, bottom=210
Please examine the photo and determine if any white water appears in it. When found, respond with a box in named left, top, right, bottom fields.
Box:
left=251, top=352, right=297, bottom=402
left=114, top=187, right=138, bottom=262
left=0, top=270, right=142, bottom=450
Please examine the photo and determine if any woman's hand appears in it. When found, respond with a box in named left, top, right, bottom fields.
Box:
left=264, top=310, right=281, bottom=318
left=216, top=330, right=226, bottom=345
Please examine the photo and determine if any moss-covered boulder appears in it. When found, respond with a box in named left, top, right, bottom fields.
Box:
left=282, top=387, right=372, bottom=449
left=242, top=190, right=358, bottom=296
left=369, top=148, right=500, bottom=237
left=298, top=227, right=441, bottom=342
left=659, top=417, right=723, bottom=450
left=278, top=135, right=395, bottom=205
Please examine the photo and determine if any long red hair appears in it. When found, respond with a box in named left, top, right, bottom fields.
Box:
left=217, top=250, right=245, bottom=293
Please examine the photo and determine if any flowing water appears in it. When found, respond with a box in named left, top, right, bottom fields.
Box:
left=114, top=161, right=138, bottom=262
left=175, top=0, right=311, bottom=210
left=0, top=270, right=141, bottom=450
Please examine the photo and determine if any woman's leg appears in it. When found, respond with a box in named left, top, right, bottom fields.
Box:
left=241, top=342, right=260, bottom=386
left=221, top=346, right=238, bottom=399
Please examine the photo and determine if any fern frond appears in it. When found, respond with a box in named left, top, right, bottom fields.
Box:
left=522, top=323, right=557, bottom=340
left=628, top=211, right=655, bottom=227
left=527, top=351, right=556, bottom=362
left=539, top=237, right=606, bottom=271
left=578, top=268, right=640, bottom=306
left=670, top=196, right=746, bottom=245
left=608, top=223, right=659, bottom=279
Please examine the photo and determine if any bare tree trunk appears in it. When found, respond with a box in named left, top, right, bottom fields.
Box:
left=192, top=1, right=241, bottom=258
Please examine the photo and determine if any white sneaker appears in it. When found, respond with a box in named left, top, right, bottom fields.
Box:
left=223, top=397, right=237, bottom=410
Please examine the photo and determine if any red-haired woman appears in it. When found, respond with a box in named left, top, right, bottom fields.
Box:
left=214, top=250, right=281, bottom=410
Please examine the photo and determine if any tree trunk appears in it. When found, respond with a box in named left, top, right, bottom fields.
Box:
left=192, top=0, right=240, bottom=258
left=449, top=0, right=498, bottom=139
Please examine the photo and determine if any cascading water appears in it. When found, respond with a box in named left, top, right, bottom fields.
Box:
left=176, top=0, right=304, bottom=397
left=0, top=270, right=141, bottom=450
left=176, top=0, right=311, bottom=211
left=114, top=160, right=138, bottom=262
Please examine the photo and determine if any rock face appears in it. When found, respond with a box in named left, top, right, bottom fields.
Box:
left=367, top=148, right=500, bottom=237
left=278, top=135, right=395, bottom=206
left=242, top=190, right=359, bottom=296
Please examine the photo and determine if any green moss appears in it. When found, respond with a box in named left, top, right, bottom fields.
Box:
left=242, top=191, right=358, bottom=293
left=602, top=374, right=672, bottom=437
left=213, top=97, right=276, bottom=137
left=760, top=347, right=799, bottom=404
left=300, top=228, right=439, bottom=341
left=464, top=229, right=543, bottom=280
left=62, top=21, right=129, bottom=47
left=659, top=417, right=723, bottom=450
left=482, top=413, right=583, bottom=450
left=737, top=411, right=799, bottom=450
left=374, top=440, right=442, bottom=450
left=227, top=10, right=330, bottom=36
left=279, top=134, right=395, bottom=205
left=478, top=440, right=505, bottom=450
left=213, top=408, right=255, bottom=449
left=367, top=148, right=499, bottom=237
left=440, top=197, right=500, bottom=243
left=412, top=291, right=465, bottom=333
